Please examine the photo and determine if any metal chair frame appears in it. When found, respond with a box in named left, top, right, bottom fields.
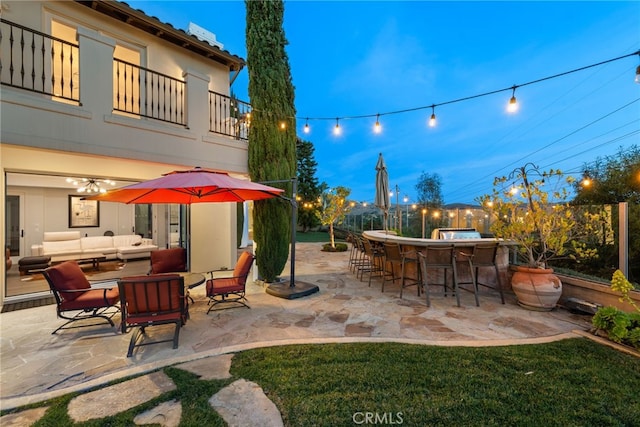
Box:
left=118, top=274, right=186, bottom=357
left=43, top=262, right=120, bottom=335
left=206, top=252, right=254, bottom=312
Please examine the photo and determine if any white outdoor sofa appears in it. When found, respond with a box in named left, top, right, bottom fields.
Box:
left=30, top=231, right=158, bottom=261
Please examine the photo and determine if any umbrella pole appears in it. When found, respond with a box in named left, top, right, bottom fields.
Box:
left=264, top=178, right=319, bottom=299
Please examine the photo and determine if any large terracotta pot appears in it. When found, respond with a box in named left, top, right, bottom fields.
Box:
left=511, top=266, right=562, bottom=311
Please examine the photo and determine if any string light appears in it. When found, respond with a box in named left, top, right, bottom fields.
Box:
left=507, top=86, right=518, bottom=113
left=428, top=105, right=436, bottom=127
left=373, top=114, right=382, bottom=134
left=279, top=121, right=287, bottom=130
left=303, top=118, right=310, bottom=133
left=250, top=50, right=639, bottom=135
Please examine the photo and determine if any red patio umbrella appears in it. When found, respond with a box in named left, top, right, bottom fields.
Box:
left=87, top=167, right=284, bottom=204
left=87, top=168, right=315, bottom=299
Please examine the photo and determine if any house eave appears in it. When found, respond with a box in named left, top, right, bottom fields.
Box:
left=74, top=0, right=246, bottom=72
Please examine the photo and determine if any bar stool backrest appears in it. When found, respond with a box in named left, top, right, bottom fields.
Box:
left=422, top=245, right=456, bottom=267
left=383, top=242, right=403, bottom=263
left=471, top=244, right=499, bottom=266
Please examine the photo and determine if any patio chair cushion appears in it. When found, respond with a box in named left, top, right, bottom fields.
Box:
left=120, top=274, right=183, bottom=314
left=58, top=288, right=120, bottom=311
left=44, top=261, right=90, bottom=301
left=232, top=251, right=254, bottom=286
left=150, top=248, right=187, bottom=274
left=207, top=277, right=244, bottom=294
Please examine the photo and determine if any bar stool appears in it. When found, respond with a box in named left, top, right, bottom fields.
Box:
left=381, top=242, right=402, bottom=292
left=350, top=235, right=367, bottom=275
left=454, top=247, right=480, bottom=307
left=347, top=233, right=360, bottom=273
left=418, top=245, right=459, bottom=307
left=361, top=237, right=385, bottom=287
left=382, top=242, right=420, bottom=296
left=469, top=243, right=505, bottom=304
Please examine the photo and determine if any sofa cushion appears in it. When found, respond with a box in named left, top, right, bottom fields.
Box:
left=43, top=239, right=82, bottom=255
left=113, top=235, right=142, bottom=247
left=117, top=245, right=157, bottom=255
left=81, top=236, right=114, bottom=251
left=44, top=261, right=90, bottom=301
left=44, top=231, right=82, bottom=242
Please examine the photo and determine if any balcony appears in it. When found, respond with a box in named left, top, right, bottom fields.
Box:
left=1, top=18, right=250, bottom=142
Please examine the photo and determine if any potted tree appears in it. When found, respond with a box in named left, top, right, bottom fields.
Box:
left=479, top=163, right=590, bottom=310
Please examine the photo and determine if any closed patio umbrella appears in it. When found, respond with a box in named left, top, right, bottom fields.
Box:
left=374, top=153, right=390, bottom=232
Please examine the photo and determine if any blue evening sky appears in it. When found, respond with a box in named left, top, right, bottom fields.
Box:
left=126, top=1, right=640, bottom=205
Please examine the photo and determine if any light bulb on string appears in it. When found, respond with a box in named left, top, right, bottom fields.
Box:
left=303, top=118, right=310, bottom=134
left=507, top=86, right=519, bottom=113
left=635, top=64, right=640, bottom=84
left=373, top=114, right=382, bottom=134
left=428, top=105, right=437, bottom=127
left=333, top=118, right=341, bottom=136
left=279, top=120, right=287, bottom=130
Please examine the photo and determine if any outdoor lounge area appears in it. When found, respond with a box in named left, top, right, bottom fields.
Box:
left=0, top=241, right=597, bottom=415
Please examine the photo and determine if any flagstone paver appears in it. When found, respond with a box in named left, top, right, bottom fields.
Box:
left=133, top=399, right=182, bottom=427
left=0, top=407, right=48, bottom=426
left=209, top=379, right=284, bottom=427
left=67, top=371, right=176, bottom=422
left=176, top=354, right=234, bottom=380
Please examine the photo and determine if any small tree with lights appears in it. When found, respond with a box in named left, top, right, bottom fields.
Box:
left=317, top=186, right=353, bottom=250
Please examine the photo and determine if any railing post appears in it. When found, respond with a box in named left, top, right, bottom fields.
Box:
left=76, top=28, right=115, bottom=115
left=619, top=201, right=628, bottom=277
left=183, top=68, right=209, bottom=133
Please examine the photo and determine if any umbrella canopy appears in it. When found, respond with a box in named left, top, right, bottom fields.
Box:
left=86, top=167, right=284, bottom=204
left=374, top=153, right=390, bottom=231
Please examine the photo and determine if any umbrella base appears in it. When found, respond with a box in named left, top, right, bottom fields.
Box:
left=265, top=280, right=319, bottom=299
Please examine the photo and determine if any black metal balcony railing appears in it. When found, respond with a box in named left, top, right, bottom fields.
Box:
left=209, top=91, right=251, bottom=141
left=113, top=58, right=186, bottom=126
left=0, top=19, right=80, bottom=102
left=1, top=19, right=251, bottom=141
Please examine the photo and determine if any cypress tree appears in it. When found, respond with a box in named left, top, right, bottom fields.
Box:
left=245, top=0, right=296, bottom=281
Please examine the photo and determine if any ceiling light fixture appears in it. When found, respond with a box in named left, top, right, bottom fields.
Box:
left=67, top=177, right=116, bottom=194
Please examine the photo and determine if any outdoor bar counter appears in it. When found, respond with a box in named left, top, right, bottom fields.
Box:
left=362, top=230, right=512, bottom=293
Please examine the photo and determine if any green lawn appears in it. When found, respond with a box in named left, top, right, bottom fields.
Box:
left=295, top=230, right=332, bottom=243
left=6, top=339, right=639, bottom=426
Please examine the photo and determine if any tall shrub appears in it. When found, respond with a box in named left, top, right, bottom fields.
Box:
left=246, top=0, right=296, bottom=281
